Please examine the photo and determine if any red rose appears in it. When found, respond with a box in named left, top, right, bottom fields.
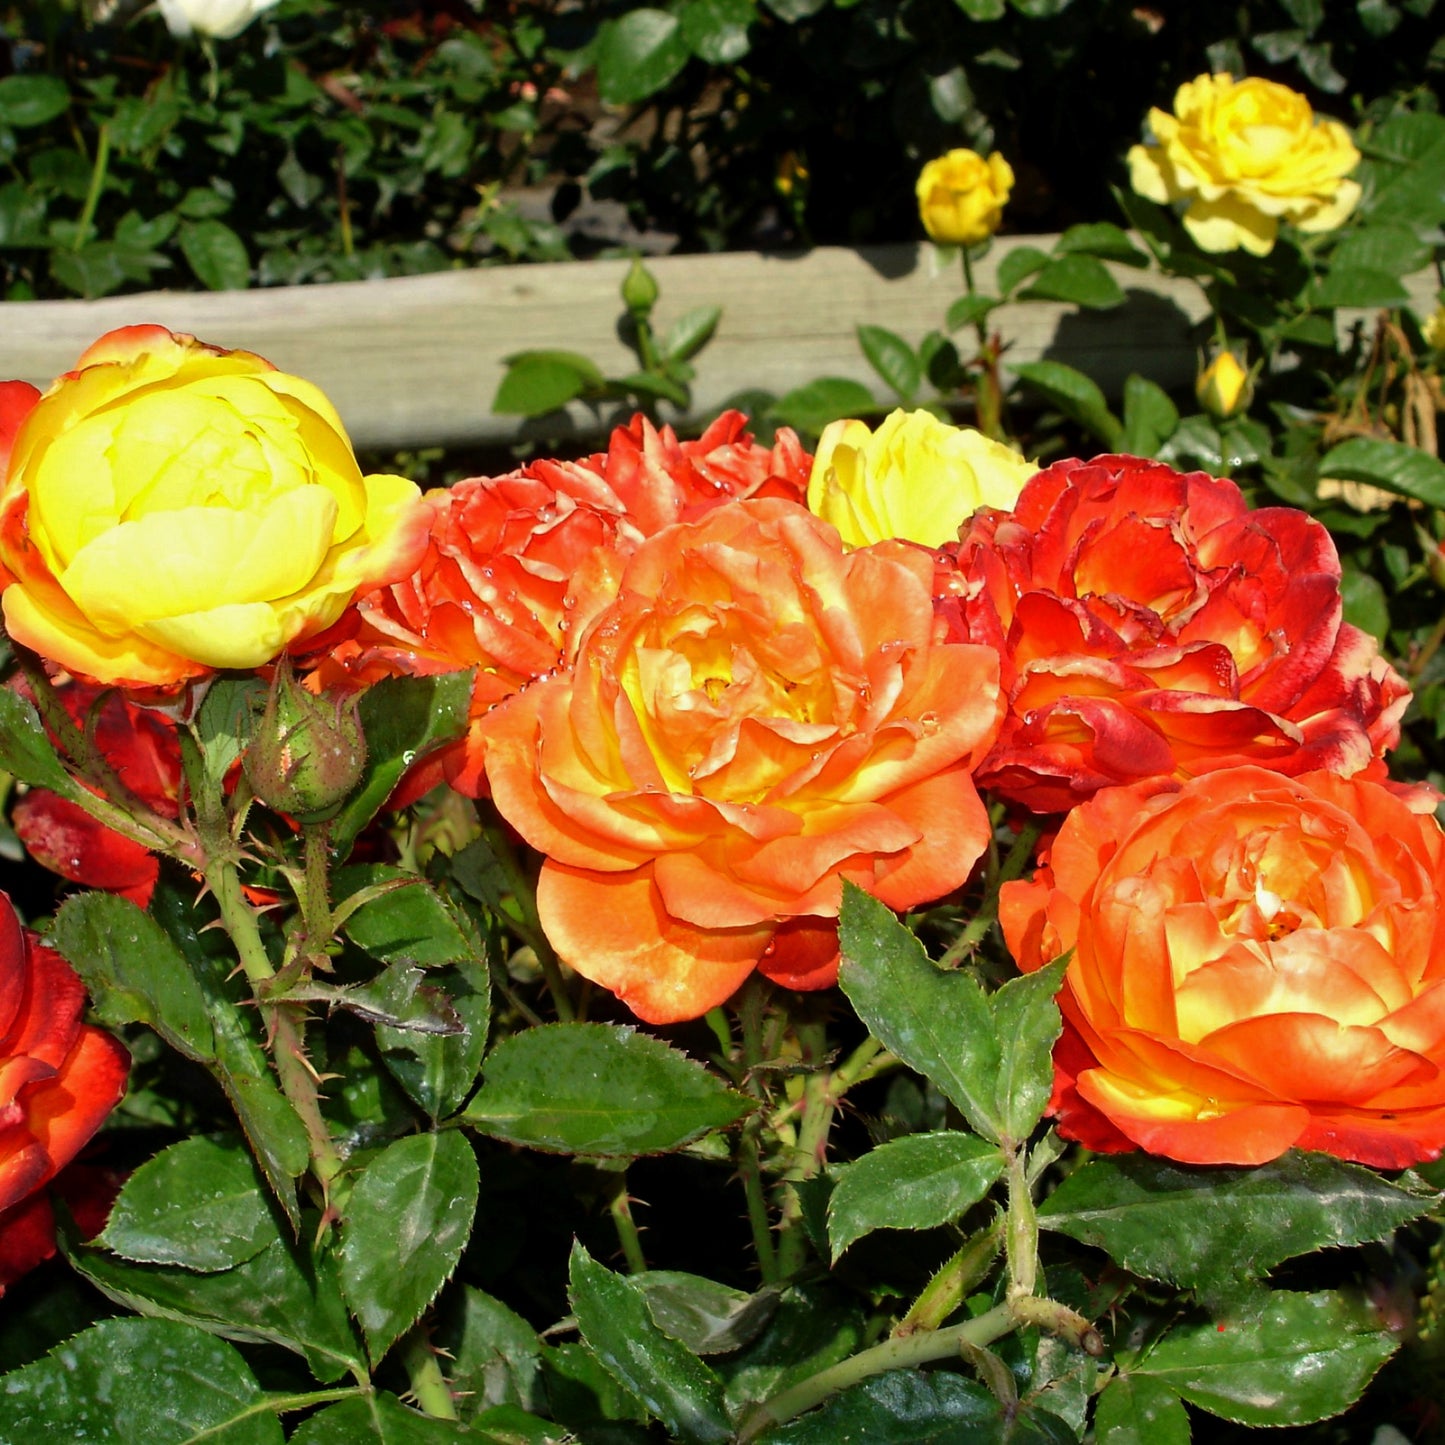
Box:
left=939, top=454, right=1409, bottom=813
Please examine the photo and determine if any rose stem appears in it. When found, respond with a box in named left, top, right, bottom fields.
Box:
left=398, top=1323, right=460, bottom=1420
left=605, top=1168, right=649, bottom=1275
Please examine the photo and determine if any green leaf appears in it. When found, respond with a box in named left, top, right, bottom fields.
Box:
left=1054, top=223, right=1149, bottom=267
left=953, top=0, right=1007, bottom=18
left=0, top=182, right=47, bottom=248
left=1341, top=564, right=1390, bottom=643
left=1120, top=374, right=1180, bottom=457
left=465, top=1022, right=751, bottom=1156
left=1124, top=1289, right=1396, bottom=1426
left=1019, top=254, right=1126, bottom=309
left=50, top=242, right=126, bottom=300
left=634, top=1273, right=779, bottom=1355
left=1092, top=1375, right=1190, bottom=1445
left=1038, top=1151, right=1438, bottom=1289
left=100, top=1135, right=275, bottom=1273
left=443, top=1285, right=542, bottom=1416
left=946, top=293, right=1001, bottom=330
left=339, top=1129, right=480, bottom=1365
left=663, top=304, right=723, bottom=362
left=1328, top=222, right=1432, bottom=278
left=335, top=864, right=475, bottom=966
left=0, top=1317, right=283, bottom=1443
left=995, top=244, right=1049, bottom=296
left=194, top=676, right=266, bottom=791
left=1011, top=360, right=1124, bottom=450
left=768, top=377, right=878, bottom=438
left=827, top=1131, right=1003, bottom=1259
left=63, top=1228, right=366, bottom=1385
left=492, top=353, right=599, bottom=416
left=1320, top=436, right=1445, bottom=507
left=596, top=10, right=691, bottom=105
left=568, top=1241, right=731, bottom=1443
left=290, top=1393, right=486, bottom=1443
left=0, top=685, right=79, bottom=794
left=1308, top=265, right=1410, bottom=308
left=331, top=671, right=474, bottom=855
left=379, top=958, right=491, bottom=1120
left=0, top=75, right=70, bottom=128
left=837, top=886, right=1062, bottom=1146
left=179, top=218, right=251, bottom=291
left=857, top=324, right=922, bottom=402
left=678, top=0, right=754, bottom=64
left=51, top=891, right=215, bottom=1061
left=760, top=1368, right=1010, bottom=1442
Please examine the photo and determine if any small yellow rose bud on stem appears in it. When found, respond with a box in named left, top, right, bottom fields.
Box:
left=1196, top=348, right=1253, bottom=420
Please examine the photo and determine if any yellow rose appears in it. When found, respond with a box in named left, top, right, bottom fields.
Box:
left=807, top=408, right=1035, bottom=548
left=1195, top=349, right=1252, bottom=419
left=0, top=325, right=426, bottom=689
left=1128, top=73, right=1360, bottom=255
left=915, top=149, right=1014, bottom=247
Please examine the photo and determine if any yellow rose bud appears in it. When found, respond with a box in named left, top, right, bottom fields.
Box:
left=1195, top=350, right=1253, bottom=419
left=0, top=325, right=428, bottom=690
left=915, top=149, right=1014, bottom=248
left=1423, top=304, right=1445, bottom=353
left=807, top=408, right=1035, bottom=549
left=1127, top=73, right=1360, bottom=255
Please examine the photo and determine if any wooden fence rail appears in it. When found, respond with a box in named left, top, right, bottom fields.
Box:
left=0, top=239, right=1433, bottom=451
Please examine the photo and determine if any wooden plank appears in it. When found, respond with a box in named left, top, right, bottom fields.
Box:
left=0, top=241, right=1432, bottom=450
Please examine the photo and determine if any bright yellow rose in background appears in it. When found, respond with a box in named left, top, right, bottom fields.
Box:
left=1128, top=73, right=1360, bottom=256
left=0, top=325, right=425, bottom=689
left=915, top=149, right=1014, bottom=247
left=807, top=408, right=1035, bottom=548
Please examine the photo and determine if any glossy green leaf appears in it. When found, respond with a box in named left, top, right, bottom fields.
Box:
left=1341, top=564, right=1390, bottom=643
left=64, top=1229, right=366, bottom=1384
left=0, top=75, right=69, bottom=128
left=568, top=1241, right=731, bottom=1443
left=339, top=1129, right=480, bottom=1365
left=946, top=293, right=1001, bottom=330
left=1319, top=436, right=1445, bottom=508
left=1092, top=1375, right=1190, bottom=1445
left=1308, top=265, right=1410, bottom=308
left=596, top=10, right=691, bottom=105
left=1329, top=222, right=1432, bottom=277
left=492, top=353, right=597, bottom=416
left=1120, top=373, right=1179, bottom=456
left=51, top=891, right=215, bottom=1061
left=837, top=886, right=1063, bottom=1146
left=857, top=324, right=922, bottom=402
left=1055, top=222, right=1149, bottom=266
left=1010, top=360, right=1124, bottom=450
left=464, top=1022, right=751, bottom=1156
left=635, top=1272, right=779, bottom=1355
left=0, top=685, right=79, bottom=794
left=678, top=0, right=754, bottom=64
left=769, top=377, right=878, bottom=438
left=331, top=671, right=474, bottom=854
left=336, top=864, right=475, bottom=966
left=0, top=1317, right=283, bottom=1443
left=954, top=0, right=1006, bottom=15
left=194, top=677, right=266, bottom=790
left=380, top=958, right=491, bottom=1119
left=1124, top=1289, right=1396, bottom=1426
left=663, top=303, right=723, bottom=362
left=443, top=1286, right=542, bottom=1417
left=1019, top=254, right=1126, bottom=309
left=100, top=1135, right=275, bottom=1273
left=179, top=218, right=250, bottom=290
left=1039, top=1151, right=1438, bottom=1288
left=996, top=244, right=1049, bottom=296
left=827, top=1132, right=1003, bottom=1259
left=290, top=1393, right=487, bottom=1443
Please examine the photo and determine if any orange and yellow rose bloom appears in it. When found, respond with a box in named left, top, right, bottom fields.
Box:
left=938, top=454, right=1409, bottom=813
left=483, top=498, right=1004, bottom=1024
left=1002, top=767, right=1445, bottom=1168
left=0, top=326, right=426, bottom=689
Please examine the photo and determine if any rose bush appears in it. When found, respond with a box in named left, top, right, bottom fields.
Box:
left=0, top=894, right=128, bottom=1292
left=915, top=148, right=1014, bottom=247
left=318, top=411, right=807, bottom=796
left=938, top=454, right=1409, bottom=813
left=483, top=497, right=1003, bottom=1023
left=1001, top=766, right=1445, bottom=1167
left=1127, top=72, right=1360, bottom=255
left=0, top=326, right=426, bottom=689
left=807, top=408, right=1034, bottom=549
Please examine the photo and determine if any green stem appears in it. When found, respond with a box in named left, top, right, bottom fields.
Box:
left=399, top=1323, right=459, bottom=1421
left=295, top=822, right=335, bottom=973
left=1004, top=1146, right=1038, bottom=1299
left=1411, top=609, right=1445, bottom=680
left=606, top=1169, right=649, bottom=1275
left=738, top=1118, right=779, bottom=1285
left=738, top=1301, right=1017, bottom=1441
left=74, top=122, right=110, bottom=251
left=894, top=1219, right=1003, bottom=1337
left=962, top=247, right=1005, bottom=441
left=940, top=820, right=1042, bottom=969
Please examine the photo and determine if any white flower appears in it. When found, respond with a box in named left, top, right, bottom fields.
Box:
left=156, top=0, right=283, bottom=40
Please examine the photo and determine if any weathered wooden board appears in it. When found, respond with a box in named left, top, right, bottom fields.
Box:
left=0, top=240, right=1431, bottom=450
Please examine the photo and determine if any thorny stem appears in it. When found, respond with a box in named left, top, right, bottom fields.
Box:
left=894, top=1219, right=1004, bottom=1337
left=605, top=1169, right=649, bottom=1275
left=962, top=248, right=1006, bottom=441
left=736, top=980, right=780, bottom=1284
left=1004, top=1145, right=1039, bottom=1299
left=398, top=1323, right=459, bottom=1421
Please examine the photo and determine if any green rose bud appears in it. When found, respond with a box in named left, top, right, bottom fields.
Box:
left=243, top=657, right=367, bottom=824
left=621, top=257, right=659, bottom=320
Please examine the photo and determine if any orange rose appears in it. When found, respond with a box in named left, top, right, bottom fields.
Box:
left=1001, top=767, right=1445, bottom=1167
left=484, top=498, right=1004, bottom=1023
left=0, top=893, right=128, bottom=1290
left=318, top=412, right=808, bottom=797
left=940, top=454, right=1409, bottom=813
